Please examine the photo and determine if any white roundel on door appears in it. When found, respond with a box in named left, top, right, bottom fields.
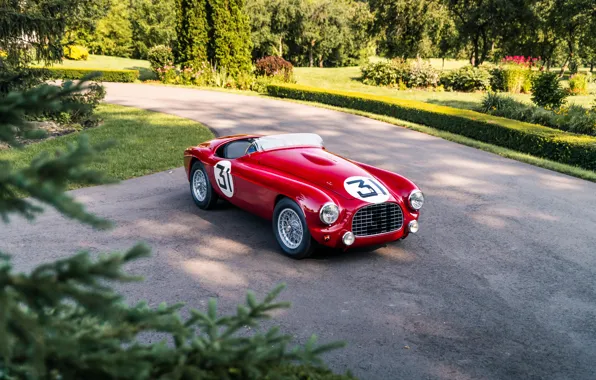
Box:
left=214, top=160, right=234, bottom=197
left=344, top=176, right=390, bottom=203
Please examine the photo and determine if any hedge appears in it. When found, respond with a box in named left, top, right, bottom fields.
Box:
left=32, top=67, right=139, bottom=82
left=266, top=84, right=596, bottom=171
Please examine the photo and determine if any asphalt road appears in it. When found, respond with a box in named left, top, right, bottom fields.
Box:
left=3, top=83, right=596, bottom=380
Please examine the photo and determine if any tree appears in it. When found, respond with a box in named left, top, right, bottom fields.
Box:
left=85, top=0, right=133, bottom=57
left=174, top=0, right=210, bottom=65
left=130, top=0, right=177, bottom=59
left=370, top=0, right=454, bottom=59
left=444, top=0, right=524, bottom=66
left=210, top=0, right=253, bottom=75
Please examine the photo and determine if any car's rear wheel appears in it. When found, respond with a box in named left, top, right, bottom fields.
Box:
left=273, top=198, right=315, bottom=259
left=190, top=161, right=218, bottom=209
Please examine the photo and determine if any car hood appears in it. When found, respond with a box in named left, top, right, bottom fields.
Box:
left=256, top=148, right=390, bottom=201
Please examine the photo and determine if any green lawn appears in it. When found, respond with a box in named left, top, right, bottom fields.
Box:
left=35, top=55, right=156, bottom=80
left=293, top=66, right=595, bottom=110
left=1, top=104, right=213, bottom=188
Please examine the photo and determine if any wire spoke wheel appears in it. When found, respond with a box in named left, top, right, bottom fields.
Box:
left=192, top=169, right=207, bottom=202
left=277, top=208, right=303, bottom=249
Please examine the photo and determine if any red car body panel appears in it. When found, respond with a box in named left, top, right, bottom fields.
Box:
left=184, top=134, right=421, bottom=250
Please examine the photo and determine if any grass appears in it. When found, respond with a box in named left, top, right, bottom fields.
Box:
left=293, top=66, right=595, bottom=111
left=34, top=55, right=156, bottom=80
left=0, top=104, right=214, bottom=189
left=266, top=95, right=596, bottom=182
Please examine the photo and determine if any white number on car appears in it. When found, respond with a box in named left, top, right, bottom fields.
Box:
left=215, top=160, right=234, bottom=197
left=344, top=176, right=390, bottom=203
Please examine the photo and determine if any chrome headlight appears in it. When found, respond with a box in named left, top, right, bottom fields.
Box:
left=319, top=202, right=339, bottom=225
left=408, top=190, right=424, bottom=210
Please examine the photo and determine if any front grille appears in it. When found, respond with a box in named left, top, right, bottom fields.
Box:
left=351, top=202, right=403, bottom=237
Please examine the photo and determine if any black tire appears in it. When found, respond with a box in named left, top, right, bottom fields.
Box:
left=189, top=161, right=219, bottom=210
left=272, top=198, right=315, bottom=259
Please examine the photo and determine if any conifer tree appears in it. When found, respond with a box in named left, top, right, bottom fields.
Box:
left=174, top=0, right=210, bottom=66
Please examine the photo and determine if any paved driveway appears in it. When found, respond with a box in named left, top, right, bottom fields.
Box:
left=3, top=83, right=596, bottom=379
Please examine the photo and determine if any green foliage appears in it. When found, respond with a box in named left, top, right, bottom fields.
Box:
left=408, top=59, right=440, bottom=88
left=84, top=0, right=133, bottom=57
left=246, top=0, right=373, bottom=67
left=0, top=80, right=350, bottom=380
left=210, top=0, right=253, bottom=76
left=0, top=0, right=107, bottom=68
left=175, top=0, right=210, bottom=65
left=0, top=79, right=114, bottom=224
left=148, top=45, right=174, bottom=71
left=489, top=66, right=534, bottom=94
left=531, top=71, right=568, bottom=108
left=371, top=0, right=455, bottom=59
left=440, top=65, right=491, bottom=92
left=482, top=92, right=596, bottom=136
left=130, top=0, right=177, bottom=59
left=63, top=45, right=90, bottom=61
left=568, top=73, right=590, bottom=95
left=255, top=56, right=294, bottom=82
left=360, top=60, right=408, bottom=87
left=0, top=68, right=51, bottom=95
left=266, top=83, right=596, bottom=171
left=360, top=59, right=438, bottom=88
left=30, top=82, right=107, bottom=129
left=32, top=67, right=139, bottom=82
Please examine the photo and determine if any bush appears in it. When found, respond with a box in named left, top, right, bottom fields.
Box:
left=266, top=84, right=596, bottom=171
left=360, top=59, right=410, bottom=87
left=441, top=66, right=491, bottom=92
left=490, top=66, right=534, bottom=93
left=481, top=92, right=596, bottom=136
left=147, top=45, right=174, bottom=71
left=361, top=59, right=440, bottom=89
left=568, top=73, right=589, bottom=95
left=63, top=45, right=89, bottom=61
left=531, top=72, right=567, bottom=109
left=32, top=67, right=139, bottom=82
left=408, top=59, right=440, bottom=88
left=29, top=82, right=106, bottom=129
left=255, top=56, right=294, bottom=82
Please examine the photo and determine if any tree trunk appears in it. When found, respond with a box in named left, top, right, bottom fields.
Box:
left=278, top=36, right=283, bottom=58
left=590, top=62, right=594, bottom=73
left=309, top=40, right=315, bottom=67
left=472, top=35, right=480, bottom=67
left=318, top=55, right=323, bottom=68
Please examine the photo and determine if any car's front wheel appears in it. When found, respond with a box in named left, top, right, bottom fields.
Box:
left=273, top=198, right=315, bottom=259
left=190, top=161, right=218, bottom=209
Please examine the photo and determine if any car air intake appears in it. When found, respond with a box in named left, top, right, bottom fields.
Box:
left=351, top=202, right=404, bottom=237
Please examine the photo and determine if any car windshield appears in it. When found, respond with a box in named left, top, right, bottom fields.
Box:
left=251, top=133, right=324, bottom=152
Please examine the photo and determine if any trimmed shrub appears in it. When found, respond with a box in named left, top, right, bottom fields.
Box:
left=266, top=84, right=596, bottom=171
left=441, top=66, right=491, bottom=92
left=531, top=72, right=567, bottom=109
left=360, top=59, right=410, bottom=87
left=147, top=45, right=174, bottom=71
left=255, top=56, right=294, bottom=82
left=481, top=92, right=596, bottom=136
left=63, top=45, right=89, bottom=61
left=568, top=73, right=589, bottom=95
left=32, top=67, right=139, bottom=82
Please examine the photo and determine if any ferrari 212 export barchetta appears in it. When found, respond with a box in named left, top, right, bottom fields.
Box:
left=183, top=133, right=424, bottom=259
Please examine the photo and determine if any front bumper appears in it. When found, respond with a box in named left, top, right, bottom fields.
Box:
left=309, top=203, right=419, bottom=250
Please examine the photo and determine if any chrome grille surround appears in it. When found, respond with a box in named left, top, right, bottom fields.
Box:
left=351, top=202, right=404, bottom=237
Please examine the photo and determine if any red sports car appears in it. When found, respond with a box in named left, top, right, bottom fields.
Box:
left=183, top=133, right=424, bottom=259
